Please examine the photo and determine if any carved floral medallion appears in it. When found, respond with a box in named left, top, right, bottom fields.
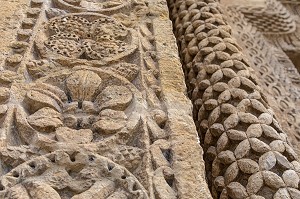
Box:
left=35, top=14, right=138, bottom=66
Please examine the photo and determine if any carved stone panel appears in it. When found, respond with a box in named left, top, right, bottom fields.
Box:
left=0, top=0, right=211, bottom=198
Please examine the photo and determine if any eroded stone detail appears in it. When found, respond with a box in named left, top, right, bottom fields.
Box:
left=169, top=0, right=300, bottom=198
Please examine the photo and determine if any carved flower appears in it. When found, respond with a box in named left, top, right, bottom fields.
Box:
left=22, top=70, right=133, bottom=143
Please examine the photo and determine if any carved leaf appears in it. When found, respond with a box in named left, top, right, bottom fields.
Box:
left=226, top=129, right=247, bottom=141
left=224, top=113, right=239, bottom=130
left=262, top=171, right=285, bottom=189
left=224, top=162, right=239, bottom=184
left=274, top=188, right=291, bottom=199
left=237, top=159, right=259, bottom=174
left=208, top=106, right=221, bottom=126
left=261, top=124, right=281, bottom=140
left=246, top=124, right=262, bottom=138
left=217, top=133, right=229, bottom=153
left=258, top=151, right=276, bottom=170
left=234, top=139, right=250, bottom=159
left=227, top=182, right=248, bottom=199
left=246, top=172, right=263, bottom=195
left=249, top=138, right=271, bottom=153
left=25, top=90, right=61, bottom=113
left=218, top=150, right=236, bottom=164
left=282, top=170, right=299, bottom=188
left=287, top=188, right=300, bottom=199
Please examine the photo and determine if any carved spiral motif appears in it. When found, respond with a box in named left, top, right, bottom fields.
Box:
left=169, top=0, right=300, bottom=198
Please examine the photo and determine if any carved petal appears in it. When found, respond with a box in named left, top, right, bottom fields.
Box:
left=28, top=107, right=63, bottom=132
left=95, top=85, right=133, bottom=111
left=66, top=70, right=102, bottom=102
left=93, top=109, right=127, bottom=134
left=24, top=90, right=61, bottom=112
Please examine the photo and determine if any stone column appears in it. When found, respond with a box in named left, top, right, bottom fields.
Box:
left=169, top=0, right=300, bottom=198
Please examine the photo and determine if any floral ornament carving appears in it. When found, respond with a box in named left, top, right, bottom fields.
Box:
left=16, top=66, right=144, bottom=171
left=13, top=67, right=145, bottom=171
left=19, top=70, right=135, bottom=143
left=52, top=0, right=131, bottom=13
left=0, top=150, right=149, bottom=198
left=35, top=14, right=138, bottom=66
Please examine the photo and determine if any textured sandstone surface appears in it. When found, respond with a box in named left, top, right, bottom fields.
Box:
left=0, top=0, right=28, bottom=63
left=0, top=0, right=300, bottom=198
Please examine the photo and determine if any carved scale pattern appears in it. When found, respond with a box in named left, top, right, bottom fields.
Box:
left=169, top=0, right=300, bottom=198
left=224, top=5, right=300, bottom=156
left=228, top=0, right=296, bottom=34
left=264, top=1, right=300, bottom=52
